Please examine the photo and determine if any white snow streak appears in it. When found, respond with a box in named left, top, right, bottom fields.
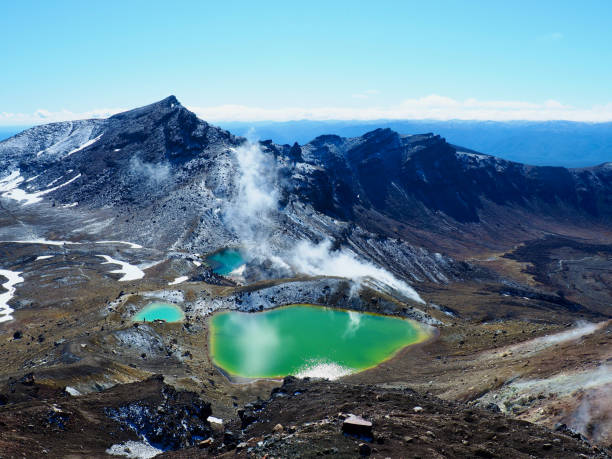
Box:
left=168, top=276, right=188, bottom=285
left=64, top=133, right=103, bottom=157
left=0, top=269, right=24, bottom=323
left=96, top=240, right=143, bottom=249
left=0, top=238, right=80, bottom=246
left=0, top=171, right=23, bottom=192
left=0, top=170, right=81, bottom=205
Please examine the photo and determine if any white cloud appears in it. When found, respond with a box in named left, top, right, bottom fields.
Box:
left=0, top=107, right=122, bottom=125
left=2, top=95, right=612, bottom=125
left=188, top=96, right=612, bottom=122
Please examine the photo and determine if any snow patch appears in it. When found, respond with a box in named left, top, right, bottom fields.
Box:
left=35, top=255, right=53, bottom=261
left=25, top=174, right=41, bottom=183
left=96, top=240, right=143, bottom=249
left=168, top=276, right=188, bottom=286
left=0, top=171, right=23, bottom=192
left=98, top=255, right=145, bottom=282
left=0, top=238, right=80, bottom=246
left=0, top=171, right=82, bottom=206
left=0, top=269, right=24, bottom=323
left=64, top=133, right=103, bottom=157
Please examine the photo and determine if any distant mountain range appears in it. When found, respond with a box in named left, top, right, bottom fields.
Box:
left=219, top=119, right=612, bottom=167
left=6, top=119, right=610, bottom=167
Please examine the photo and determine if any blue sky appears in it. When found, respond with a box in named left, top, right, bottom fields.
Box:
left=1, top=0, right=611, bottom=123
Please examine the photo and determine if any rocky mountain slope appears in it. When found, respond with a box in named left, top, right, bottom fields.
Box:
left=4, top=96, right=612, bottom=252
left=2, top=96, right=611, bottom=282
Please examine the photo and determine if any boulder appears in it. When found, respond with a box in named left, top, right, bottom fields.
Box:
left=342, top=414, right=372, bottom=438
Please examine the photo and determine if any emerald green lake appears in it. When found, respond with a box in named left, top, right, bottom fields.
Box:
left=206, top=248, right=245, bottom=275
left=209, top=305, right=429, bottom=379
left=133, top=302, right=185, bottom=323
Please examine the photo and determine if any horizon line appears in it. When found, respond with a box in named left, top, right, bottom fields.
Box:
left=2, top=94, right=612, bottom=126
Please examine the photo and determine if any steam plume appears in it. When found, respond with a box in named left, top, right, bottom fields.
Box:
left=224, top=140, right=423, bottom=302
left=128, top=157, right=170, bottom=184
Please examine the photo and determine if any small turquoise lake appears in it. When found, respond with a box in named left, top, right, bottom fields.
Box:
left=133, top=302, right=185, bottom=322
left=206, top=248, right=245, bottom=275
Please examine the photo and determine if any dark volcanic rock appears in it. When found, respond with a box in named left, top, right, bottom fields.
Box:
left=0, top=375, right=215, bottom=457
left=293, top=128, right=612, bottom=227
left=342, top=414, right=373, bottom=438
left=160, top=378, right=610, bottom=458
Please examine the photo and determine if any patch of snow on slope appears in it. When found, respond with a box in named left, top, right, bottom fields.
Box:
left=1, top=185, right=44, bottom=205
left=168, top=276, right=188, bottom=285
left=0, top=171, right=23, bottom=192
left=96, top=240, right=143, bottom=249
left=0, top=238, right=80, bottom=246
left=0, top=269, right=24, bottom=323
left=35, top=255, right=53, bottom=261
left=97, top=255, right=145, bottom=282
left=0, top=171, right=82, bottom=205
left=25, top=122, right=100, bottom=159
left=25, top=174, right=41, bottom=183
left=64, top=133, right=103, bottom=157
left=32, top=173, right=82, bottom=198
